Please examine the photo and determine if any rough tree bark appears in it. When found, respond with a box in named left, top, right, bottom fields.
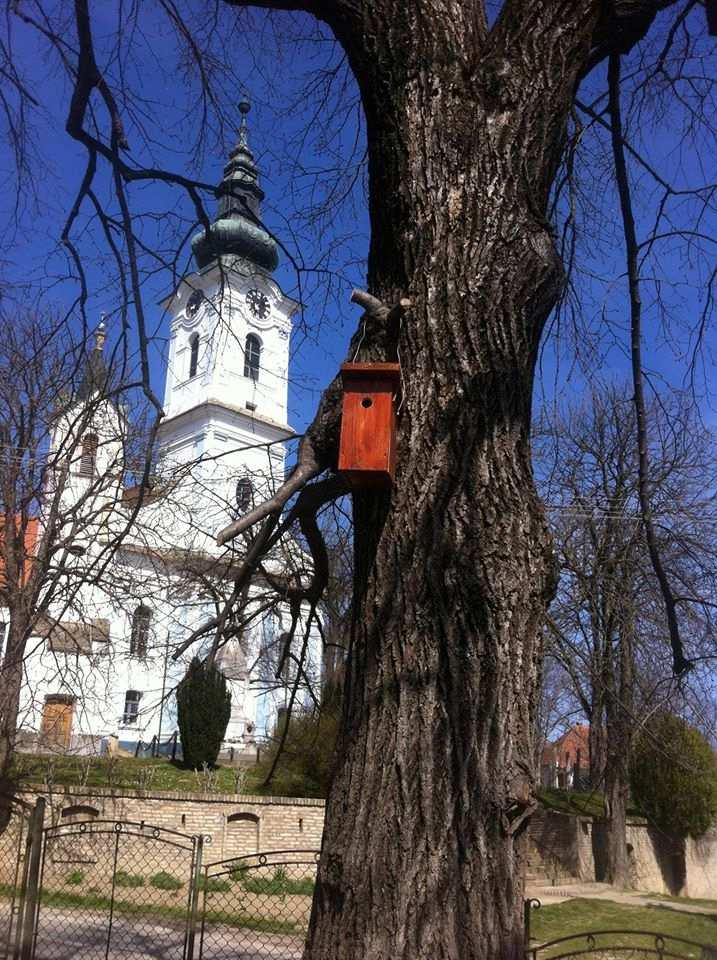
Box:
left=599, top=597, right=636, bottom=889
left=221, top=1, right=677, bottom=956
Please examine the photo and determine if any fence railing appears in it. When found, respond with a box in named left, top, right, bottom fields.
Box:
left=523, top=897, right=717, bottom=959
left=0, top=792, right=44, bottom=960
left=4, top=812, right=715, bottom=960
left=0, top=798, right=319, bottom=960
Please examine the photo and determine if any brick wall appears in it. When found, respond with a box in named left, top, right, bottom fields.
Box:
left=19, top=785, right=325, bottom=862
left=11, top=786, right=717, bottom=898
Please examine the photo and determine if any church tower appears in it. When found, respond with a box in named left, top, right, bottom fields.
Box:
left=157, top=101, right=297, bottom=531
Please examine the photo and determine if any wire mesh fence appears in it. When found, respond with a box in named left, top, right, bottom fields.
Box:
left=0, top=804, right=317, bottom=960
left=0, top=794, right=31, bottom=960
left=197, top=850, right=318, bottom=960
left=32, top=820, right=202, bottom=960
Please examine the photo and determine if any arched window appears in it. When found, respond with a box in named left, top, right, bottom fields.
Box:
left=61, top=804, right=99, bottom=820
left=130, top=605, right=151, bottom=658
left=236, top=477, right=253, bottom=513
left=122, top=689, right=142, bottom=725
left=244, top=334, right=261, bottom=381
left=188, top=333, right=200, bottom=379
left=79, top=433, right=98, bottom=476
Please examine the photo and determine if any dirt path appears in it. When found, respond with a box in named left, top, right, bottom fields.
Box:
left=526, top=881, right=717, bottom=917
left=5, top=905, right=305, bottom=960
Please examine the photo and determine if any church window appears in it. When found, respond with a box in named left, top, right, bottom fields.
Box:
left=188, top=333, right=200, bottom=379
left=79, top=433, right=98, bottom=476
left=130, top=605, right=151, bottom=657
left=236, top=477, right=253, bottom=513
left=244, top=334, right=261, bottom=381
left=122, top=689, right=141, bottom=725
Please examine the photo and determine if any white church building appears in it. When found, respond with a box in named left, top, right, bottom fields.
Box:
left=16, top=103, right=322, bottom=758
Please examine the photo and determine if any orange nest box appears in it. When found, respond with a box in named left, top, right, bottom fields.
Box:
left=338, top=362, right=401, bottom=489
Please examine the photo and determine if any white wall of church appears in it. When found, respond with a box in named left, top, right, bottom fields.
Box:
left=17, top=258, right=321, bottom=758
left=17, top=116, right=324, bottom=762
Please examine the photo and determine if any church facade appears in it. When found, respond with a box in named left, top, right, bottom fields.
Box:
left=17, top=104, right=321, bottom=757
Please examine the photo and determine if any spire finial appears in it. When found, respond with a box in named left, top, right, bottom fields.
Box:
left=238, top=97, right=251, bottom=148
left=95, top=315, right=107, bottom=352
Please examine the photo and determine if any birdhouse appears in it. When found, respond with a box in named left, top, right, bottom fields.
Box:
left=338, top=362, right=401, bottom=489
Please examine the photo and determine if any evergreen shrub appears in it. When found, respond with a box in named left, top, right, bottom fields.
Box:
left=630, top=713, right=717, bottom=838
left=176, top=656, right=231, bottom=770
left=254, top=678, right=341, bottom=798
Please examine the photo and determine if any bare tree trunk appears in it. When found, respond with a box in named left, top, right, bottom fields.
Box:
left=589, top=687, right=607, bottom=789
left=302, top=5, right=599, bottom=954
left=603, top=761, right=630, bottom=888
left=214, top=0, right=676, bottom=954
left=0, top=621, right=27, bottom=786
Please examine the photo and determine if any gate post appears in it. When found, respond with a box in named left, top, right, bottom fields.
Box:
left=185, top=834, right=204, bottom=960
left=17, top=797, right=45, bottom=960
left=523, top=898, right=540, bottom=956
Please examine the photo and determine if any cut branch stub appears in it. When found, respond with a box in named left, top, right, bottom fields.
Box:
left=215, top=289, right=411, bottom=546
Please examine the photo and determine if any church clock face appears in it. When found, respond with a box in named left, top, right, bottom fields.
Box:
left=246, top=288, right=270, bottom=320
left=186, top=289, right=204, bottom=318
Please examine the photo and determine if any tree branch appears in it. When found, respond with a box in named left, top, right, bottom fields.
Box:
left=216, top=289, right=410, bottom=545
left=608, top=52, right=690, bottom=677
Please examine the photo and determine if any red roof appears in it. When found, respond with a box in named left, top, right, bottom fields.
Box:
left=0, top=516, right=40, bottom=591
left=543, top=724, right=590, bottom=769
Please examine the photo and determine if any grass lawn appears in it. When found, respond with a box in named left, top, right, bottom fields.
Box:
left=10, top=754, right=269, bottom=796
left=537, top=788, right=644, bottom=820
left=529, top=899, right=717, bottom=956
left=17, top=760, right=624, bottom=807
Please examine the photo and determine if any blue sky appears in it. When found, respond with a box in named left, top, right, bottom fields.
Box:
left=1, top=3, right=715, bottom=435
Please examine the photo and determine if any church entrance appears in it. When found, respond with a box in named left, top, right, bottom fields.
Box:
left=39, top=695, right=75, bottom=749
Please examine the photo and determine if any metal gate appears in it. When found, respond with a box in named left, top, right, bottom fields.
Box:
left=33, top=819, right=203, bottom=960
left=524, top=898, right=716, bottom=959
left=0, top=793, right=44, bottom=960
left=197, top=849, right=319, bottom=959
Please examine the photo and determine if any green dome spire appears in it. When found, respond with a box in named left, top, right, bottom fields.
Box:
left=192, top=100, right=278, bottom=272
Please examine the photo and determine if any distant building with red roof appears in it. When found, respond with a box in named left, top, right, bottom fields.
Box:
left=0, top=515, right=40, bottom=595
left=541, top=723, right=590, bottom=789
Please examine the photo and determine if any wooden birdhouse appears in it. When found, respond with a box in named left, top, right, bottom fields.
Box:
left=338, top=362, right=401, bottom=489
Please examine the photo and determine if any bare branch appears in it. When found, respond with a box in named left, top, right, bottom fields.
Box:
left=609, top=52, right=691, bottom=678
left=216, top=289, right=410, bottom=545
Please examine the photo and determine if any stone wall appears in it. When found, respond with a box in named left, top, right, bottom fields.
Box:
left=528, top=806, right=717, bottom=898
left=9, top=786, right=717, bottom=898
left=19, top=785, right=325, bottom=862
left=624, top=822, right=717, bottom=899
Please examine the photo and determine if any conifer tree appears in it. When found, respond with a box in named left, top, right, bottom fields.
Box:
left=176, top=657, right=231, bottom=769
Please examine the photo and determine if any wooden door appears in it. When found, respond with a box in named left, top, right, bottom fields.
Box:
left=40, top=697, right=74, bottom=748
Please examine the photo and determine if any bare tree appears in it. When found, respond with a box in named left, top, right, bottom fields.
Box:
left=0, top=310, right=154, bottom=782
left=538, top=383, right=717, bottom=887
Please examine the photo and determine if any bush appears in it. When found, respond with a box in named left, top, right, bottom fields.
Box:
left=65, top=870, right=85, bottom=886
left=254, top=679, right=341, bottom=798
left=200, top=876, right=231, bottom=893
left=149, top=871, right=183, bottom=891
left=176, top=657, right=231, bottom=770
left=235, top=867, right=315, bottom=896
left=114, top=870, right=145, bottom=888
left=630, top=713, right=717, bottom=838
